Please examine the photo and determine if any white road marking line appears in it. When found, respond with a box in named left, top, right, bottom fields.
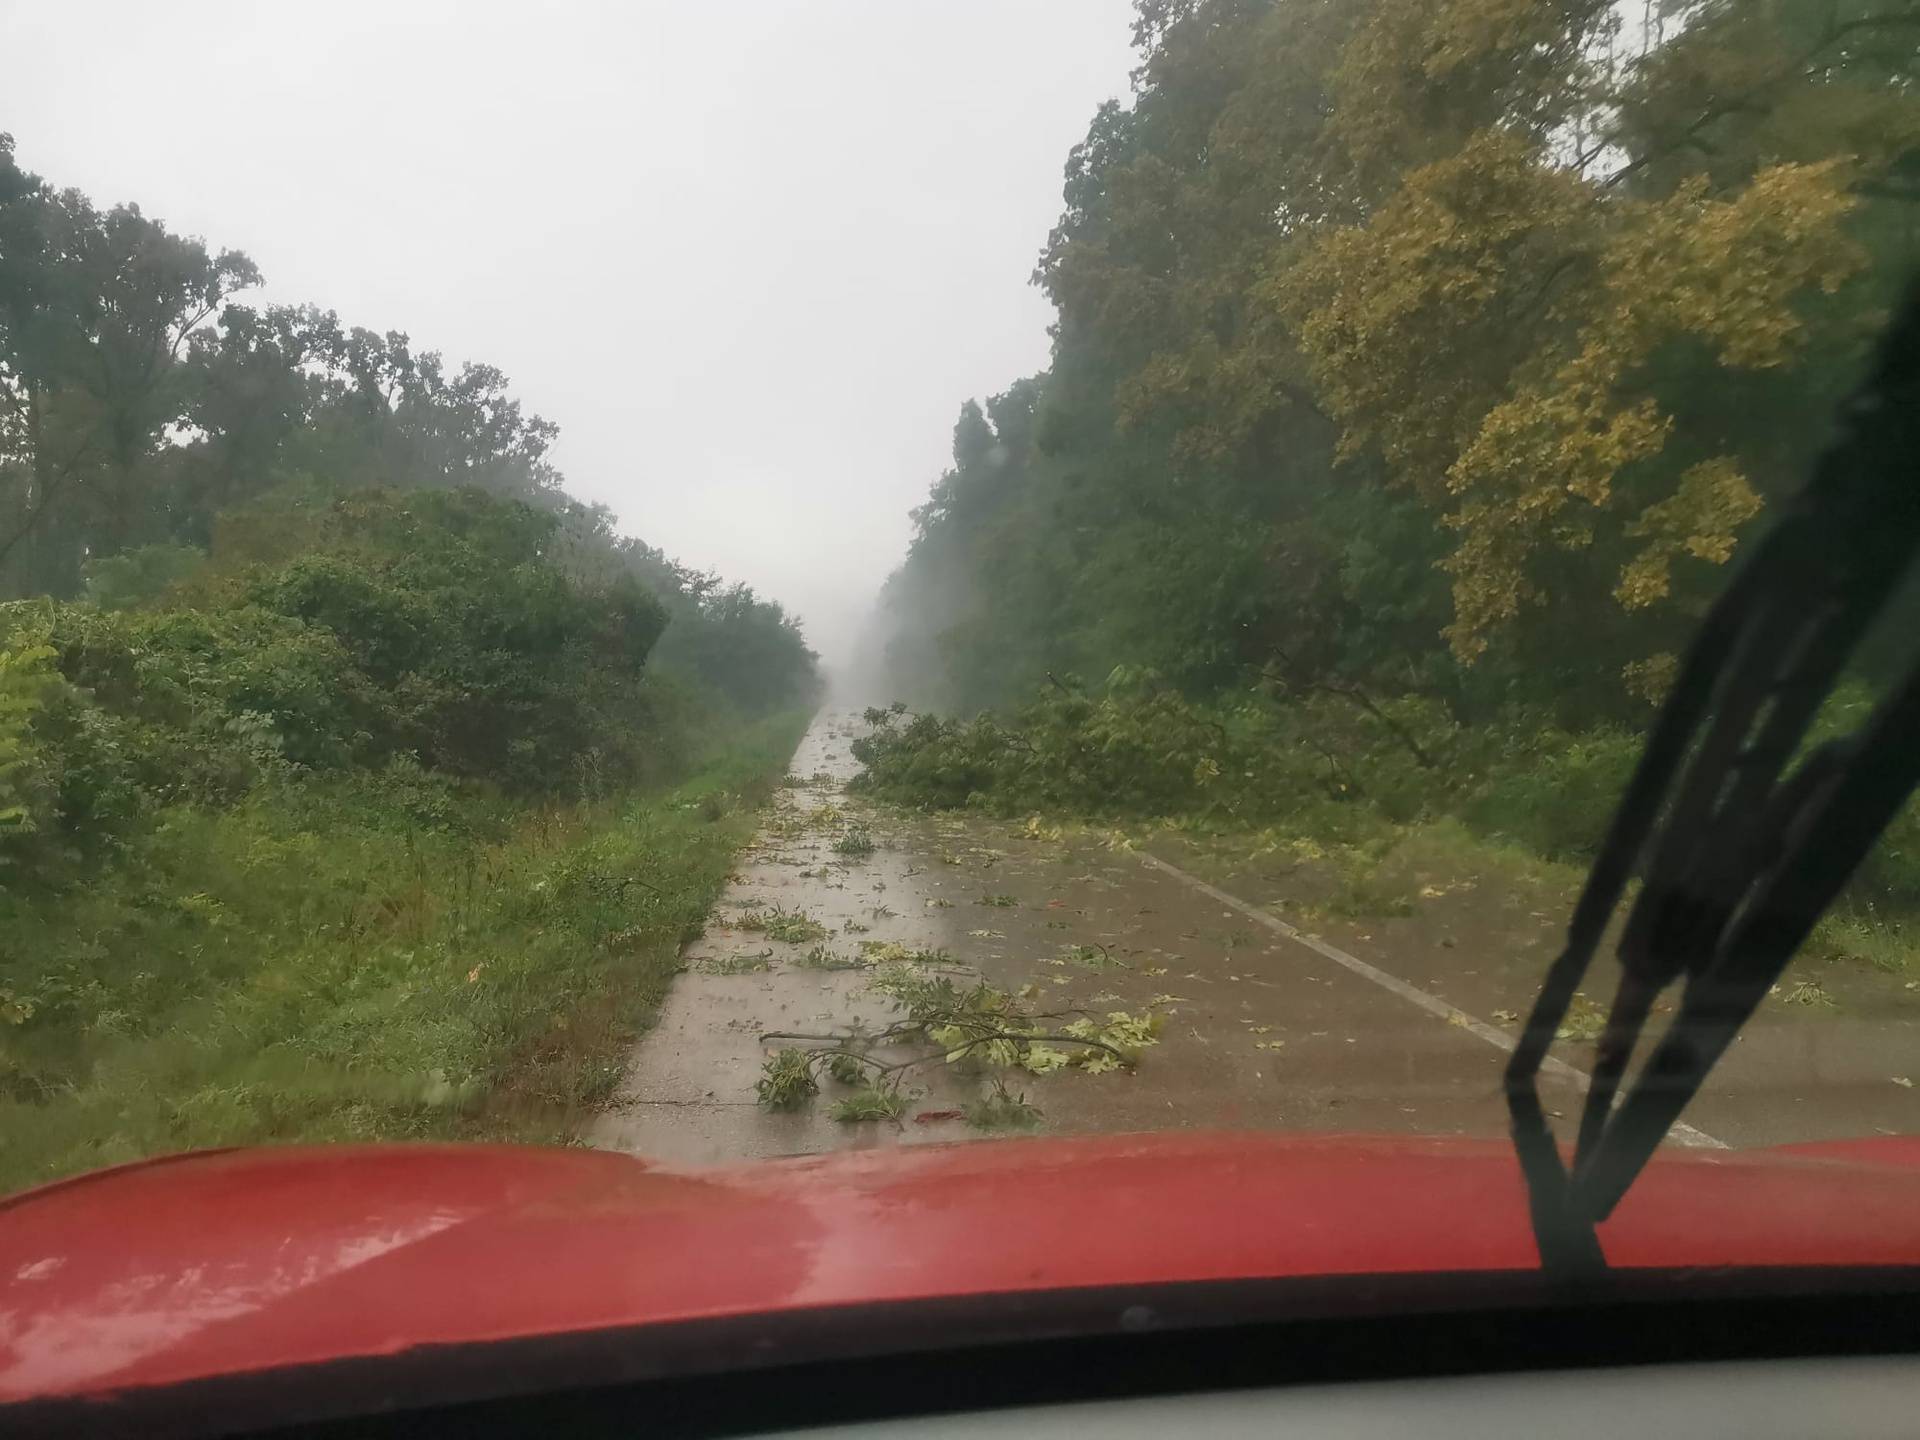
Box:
left=1138, top=852, right=1728, bottom=1150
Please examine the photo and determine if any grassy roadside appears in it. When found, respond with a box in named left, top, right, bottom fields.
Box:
left=1110, top=811, right=1916, bottom=1024
left=1147, top=811, right=1912, bottom=977
left=0, top=708, right=809, bottom=1193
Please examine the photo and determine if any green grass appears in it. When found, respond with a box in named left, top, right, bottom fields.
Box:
left=0, top=709, right=809, bottom=1194
left=1811, top=907, right=1911, bottom=975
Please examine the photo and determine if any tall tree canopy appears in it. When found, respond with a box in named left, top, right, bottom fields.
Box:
left=0, top=135, right=817, bottom=713
left=872, top=0, right=1920, bottom=717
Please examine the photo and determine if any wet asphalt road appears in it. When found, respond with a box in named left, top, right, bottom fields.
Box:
left=592, top=711, right=1917, bottom=1164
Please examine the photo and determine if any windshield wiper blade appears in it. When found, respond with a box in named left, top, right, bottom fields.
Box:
left=1506, top=282, right=1920, bottom=1271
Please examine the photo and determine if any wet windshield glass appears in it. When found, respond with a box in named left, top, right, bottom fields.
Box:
left=1, top=0, right=1915, bottom=1212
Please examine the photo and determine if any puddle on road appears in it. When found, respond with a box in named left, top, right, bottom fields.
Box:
left=590, top=711, right=1590, bottom=1166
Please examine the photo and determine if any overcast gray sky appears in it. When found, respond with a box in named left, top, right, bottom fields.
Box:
left=2, top=0, right=1138, bottom=666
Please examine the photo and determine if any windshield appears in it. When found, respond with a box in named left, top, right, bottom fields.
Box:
left=2, top=0, right=1916, bottom=1249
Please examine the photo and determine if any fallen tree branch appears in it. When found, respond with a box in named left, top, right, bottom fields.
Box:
left=760, top=1027, right=1135, bottom=1074
left=1270, top=647, right=1438, bottom=769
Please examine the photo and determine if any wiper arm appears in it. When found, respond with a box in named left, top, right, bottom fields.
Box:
left=1506, top=283, right=1920, bottom=1271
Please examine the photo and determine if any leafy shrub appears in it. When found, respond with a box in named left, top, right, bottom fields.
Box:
left=0, top=727, right=805, bottom=1191
left=0, top=613, right=60, bottom=859
left=54, top=603, right=376, bottom=772
left=825, top=1052, right=867, bottom=1083
left=795, top=945, right=863, bottom=970
left=699, top=950, right=773, bottom=974
left=3, top=487, right=719, bottom=882
left=829, top=1083, right=906, bottom=1123
left=965, top=1080, right=1042, bottom=1131
left=854, top=672, right=1920, bottom=947
left=850, top=677, right=1632, bottom=867
left=81, top=544, right=206, bottom=611
left=1460, top=728, right=1640, bottom=861
left=243, top=490, right=669, bottom=789
left=756, top=1048, right=818, bottom=1110
left=850, top=675, right=1446, bottom=824
left=735, top=906, right=831, bottom=943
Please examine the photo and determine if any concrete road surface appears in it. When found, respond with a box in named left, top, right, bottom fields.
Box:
left=593, top=711, right=1919, bottom=1165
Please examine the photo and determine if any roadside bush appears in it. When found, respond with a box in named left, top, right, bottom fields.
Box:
left=852, top=676, right=1634, bottom=866
left=1460, top=727, right=1641, bottom=862
left=0, top=475, right=820, bottom=1181
left=245, top=491, right=668, bottom=789
left=0, top=614, right=61, bottom=866
left=0, top=488, right=727, bottom=886
left=53, top=604, right=377, bottom=772
left=0, top=725, right=805, bottom=1188
left=81, top=544, right=206, bottom=612
left=853, top=674, right=1920, bottom=933
left=852, top=674, right=1449, bottom=825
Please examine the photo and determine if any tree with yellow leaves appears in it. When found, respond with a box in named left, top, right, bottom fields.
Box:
left=878, top=0, right=1920, bottom=713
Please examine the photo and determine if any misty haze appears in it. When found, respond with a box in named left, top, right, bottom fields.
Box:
left=4, top=0, right=1919, bottom=1245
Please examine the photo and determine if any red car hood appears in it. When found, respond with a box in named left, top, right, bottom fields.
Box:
left=4, top=1130, right=1920, bottom=1411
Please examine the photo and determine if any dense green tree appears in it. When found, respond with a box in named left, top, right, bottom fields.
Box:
left=0, top=133, right=816, bottom=721
left=0, top=145, right=259, bottom=583
left=872, top=0, right=1920, bottom=720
